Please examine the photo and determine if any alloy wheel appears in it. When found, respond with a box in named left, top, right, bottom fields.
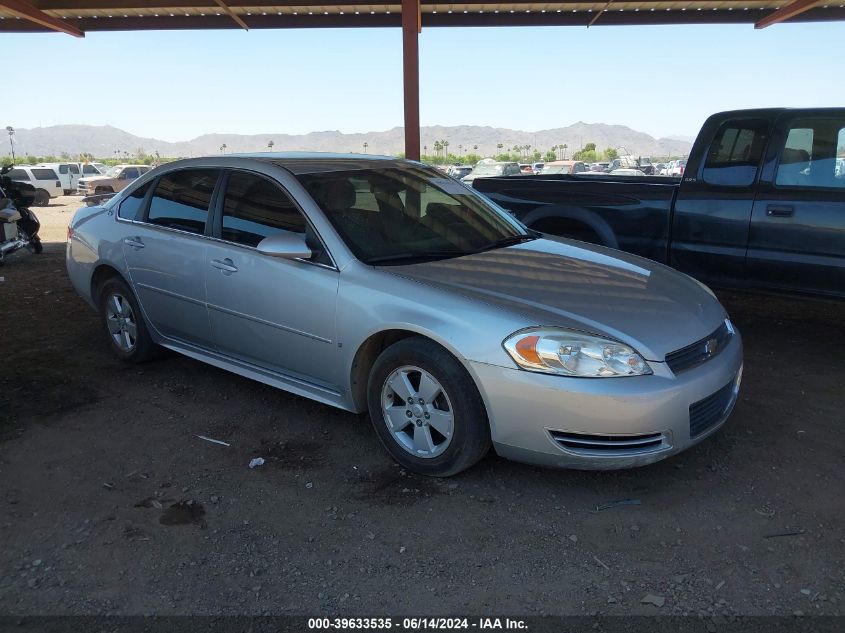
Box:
left=380, top=365, right=455, bottom=459
left=105, top=293, right=138, bottom=352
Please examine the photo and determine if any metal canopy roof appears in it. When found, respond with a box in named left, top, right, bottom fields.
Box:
left=0, top=0, right=842, bottom=35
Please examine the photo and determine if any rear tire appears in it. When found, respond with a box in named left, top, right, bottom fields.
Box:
left=34, top=190, right=49, bottom=207
left=367, top=337, right=491, bottom=477
left=97, top=277, right=157, bottom=363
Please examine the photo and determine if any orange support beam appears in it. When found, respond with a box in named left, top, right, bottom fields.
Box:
left=214, top=0, right=249, bottom=30
left=755, top=0, right=823, bottom=28
left=0, top=0, right=84, bottom=36
left=401, top=0, right=421, bottom=160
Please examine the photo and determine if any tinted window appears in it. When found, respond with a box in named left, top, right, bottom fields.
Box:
left=296, top=165, right=526, bottom=264
left=32, top=168, right=58, bottom=181
left=122, top=167, right=140, bottom=179
left=69, top=164, right=80, bottom=174
left=83, top=164, right=99, bottom=174
left=118, top=181, right=151, bottom=220
left=59, top=165, right=69, bottom=174
left=702, top=120, right=768, bottom=187
left=147, top=169, right=218, bottom=234
left=221, top=172, right=306, bottom=247
left=8, top=169, right=29, bottom=181
left=775, top=119, right=845, bottom=189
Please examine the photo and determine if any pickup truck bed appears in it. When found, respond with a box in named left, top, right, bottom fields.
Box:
left=474, top=108, right=845, bottom=299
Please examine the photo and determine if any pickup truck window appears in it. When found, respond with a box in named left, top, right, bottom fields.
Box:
left=702, top=120, right=768, bottom=187
left=775, top=120, right=845, bottom=189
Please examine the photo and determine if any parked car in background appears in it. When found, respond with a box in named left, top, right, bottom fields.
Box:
left=609, top=156, right=640, bottom=171
left=595, top=162, right=611, bottom=172
left=36, top=162, right=81, bottom=195
left=446, top=165, right=473, bottom=180
left=532, top=162, right=545, bottom=174
left=77, top=164, right=151, bottom=195
left=66, top=154, right=742, bottom=476
left=667, top=159, right=687, bottom=177
left=5, top=166, right=62, bottom=206
left=519, top=164, right=534, bottom=174
left=461, top=161, right=521, bottom=185
left=609, top=168, right=646, bottom=176
left=654, top=163, right=668, bottom=175
left=539, top=161, right=588, bottom=175
left=638, top=157, right=655, bottom=175
left=472, top=107, right=845, bottom=298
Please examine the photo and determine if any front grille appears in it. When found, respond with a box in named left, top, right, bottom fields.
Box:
left=689, top=381, right=735, bottom=438
left=666, top=321, right=733, bottom=374
left=549, top=430, right=667, bottom=456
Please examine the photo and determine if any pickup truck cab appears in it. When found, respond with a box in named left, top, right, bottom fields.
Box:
left=77, top=164, right=150, bottom=195
left=472, top=108, right=845, bottom=298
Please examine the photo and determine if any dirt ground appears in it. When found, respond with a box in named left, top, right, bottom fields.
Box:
left=0, top=197, right=843, bottom=617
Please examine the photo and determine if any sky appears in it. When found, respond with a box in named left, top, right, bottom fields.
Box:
left=4, top=21, right=845, bottom=141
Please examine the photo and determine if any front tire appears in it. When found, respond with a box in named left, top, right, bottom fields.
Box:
left=367, top=337, right=491, bottom=477
left=98, top=277, right=157, bottom=363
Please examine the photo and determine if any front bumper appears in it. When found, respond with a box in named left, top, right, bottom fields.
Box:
left=468, top=331, right=743, bottom=470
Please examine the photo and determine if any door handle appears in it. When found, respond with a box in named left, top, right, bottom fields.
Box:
left=123, top=237, right=145, bottom=249
left=766, top=205, right=794, bottom=217
left=211, top=258, right=238, bottom=274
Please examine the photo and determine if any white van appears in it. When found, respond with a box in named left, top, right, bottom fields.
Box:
left=6, top=166, right=63, bottom=206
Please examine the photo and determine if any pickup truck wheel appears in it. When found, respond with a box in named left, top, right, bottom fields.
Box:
left=367, top=337, right=491, bottom=477
left=33, top=190, right=50, bottom=207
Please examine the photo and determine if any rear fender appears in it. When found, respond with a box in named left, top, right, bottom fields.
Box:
left=521, top=204, right=619, bottom=249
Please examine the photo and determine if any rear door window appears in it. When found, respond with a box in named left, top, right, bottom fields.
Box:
left=69, top=164, right=80, bottom=174
left=146, top=169, right=219, bottom=235
left=775, top=119, right=845, bottom=188
left=32, top=168, right=59, bottom=181
left=118, top=181, right=151, bottom=221
left=702, top=120, right=769, bottom=187
left=8, top=169, right=29, bottom=181
left=122, top=167, right=140, bottom=179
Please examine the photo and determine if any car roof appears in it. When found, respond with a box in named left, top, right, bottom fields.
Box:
left=158, top=152, right=403, bottom=176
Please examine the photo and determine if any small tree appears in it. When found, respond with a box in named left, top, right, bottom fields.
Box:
left=544, top=150, right=556, bottom=163
left=604, top=147, right=619, bottom=161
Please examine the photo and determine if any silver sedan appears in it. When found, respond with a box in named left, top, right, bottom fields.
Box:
left=66, top=154, right=742, bottom=476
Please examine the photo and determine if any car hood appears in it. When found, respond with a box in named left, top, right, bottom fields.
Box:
left=384, top=238, right=727, bottom=361
left=79, top=175, right=110, bottom=183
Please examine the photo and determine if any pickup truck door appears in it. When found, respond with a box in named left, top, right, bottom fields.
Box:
left=670, top=116, right=772, bottom=285
left=746, top=113, right=845, bottom=297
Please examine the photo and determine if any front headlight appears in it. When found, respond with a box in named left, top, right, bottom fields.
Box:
left=503, top=328, right=652, bottom=377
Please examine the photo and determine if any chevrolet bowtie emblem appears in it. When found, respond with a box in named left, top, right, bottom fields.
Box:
left=705, top=338, right=718, bottom=356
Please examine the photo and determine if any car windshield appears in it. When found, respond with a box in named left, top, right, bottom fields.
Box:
left=471, top=164, right=505, bottom=176
left=296, top=165, right=531, bottom=265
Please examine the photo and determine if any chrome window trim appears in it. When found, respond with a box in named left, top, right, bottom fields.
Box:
left=115, top=205, right=340, bottom=272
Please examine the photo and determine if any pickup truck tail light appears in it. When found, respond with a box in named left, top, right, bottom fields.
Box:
left=56, top=181, right=61, bottom=187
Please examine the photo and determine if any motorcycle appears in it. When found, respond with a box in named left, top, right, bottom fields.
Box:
left=0, top=165, right=43, bottom=265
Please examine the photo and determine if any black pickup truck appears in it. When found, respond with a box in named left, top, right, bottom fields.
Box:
left=472, top=108, right=845, bottom=298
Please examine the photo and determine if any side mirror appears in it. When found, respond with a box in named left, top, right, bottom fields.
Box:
left=256, top=233, right=313, bottom=260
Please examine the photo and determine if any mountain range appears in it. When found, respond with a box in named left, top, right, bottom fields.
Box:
left=5, top=123, right=692, bottom=160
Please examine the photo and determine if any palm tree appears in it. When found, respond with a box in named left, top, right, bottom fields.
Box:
left=443, top=140, right=450, bottom=157
left=562, top=143, right=568, bottom=160
left=433, top=141, right=442, bottom=160
left=267, top=140, right=274, bottom=151
left=363, top=142, right=368, bottom=154
left=496, top=143, right=503, bottom=157
left=423, top=145, right=428, bottom=157
left=220, top=144, right=227, bottom=154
